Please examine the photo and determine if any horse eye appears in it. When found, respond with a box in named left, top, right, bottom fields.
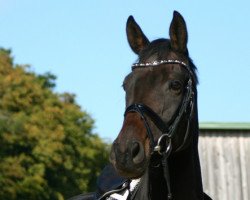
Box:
left=169, top=80, right=182, bottom=91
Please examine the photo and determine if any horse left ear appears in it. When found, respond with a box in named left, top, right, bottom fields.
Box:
left=126, top=16, right=150, bottom=55
left=169, top=11, right=188, bottom=53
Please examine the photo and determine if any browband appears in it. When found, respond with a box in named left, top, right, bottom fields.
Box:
left=132, top=59, right=195, bottom=81
left=132, top=59, right=188, bottom=68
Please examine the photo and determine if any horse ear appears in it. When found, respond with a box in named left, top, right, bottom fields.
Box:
left=169, top=11, right=188, bottom=53
left=126, top=16, right=150, bottom=54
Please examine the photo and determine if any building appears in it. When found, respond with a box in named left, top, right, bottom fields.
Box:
left=199, top=122, right=250, bottom=200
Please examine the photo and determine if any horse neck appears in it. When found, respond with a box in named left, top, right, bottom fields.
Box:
left=168, top=104, right=204, bottom=200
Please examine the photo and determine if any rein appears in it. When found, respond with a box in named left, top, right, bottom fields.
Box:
left=124, top=59, right=195, bottom=200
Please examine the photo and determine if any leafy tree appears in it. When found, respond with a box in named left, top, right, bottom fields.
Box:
left=0, top=49, right=109, bottom=199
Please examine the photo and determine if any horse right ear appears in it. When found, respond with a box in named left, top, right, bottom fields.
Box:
left=126, top=16, right=150, bottom=55
left=169, top=11, right=188, bottom=54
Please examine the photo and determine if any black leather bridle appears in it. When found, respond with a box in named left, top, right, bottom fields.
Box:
left=124, top=59, right=195, bottom=200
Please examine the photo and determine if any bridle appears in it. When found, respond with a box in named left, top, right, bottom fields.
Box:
left=97, top=60, right=195, bottom=200
left=125, top=59, right=195, bottom=153
left=124, top=59, right=195, bottom=200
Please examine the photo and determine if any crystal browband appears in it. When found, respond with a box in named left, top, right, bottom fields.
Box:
left=132, top=59, right=189, bottom=70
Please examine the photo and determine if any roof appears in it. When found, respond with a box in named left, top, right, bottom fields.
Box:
left=199, top=122, right=250, bottom=130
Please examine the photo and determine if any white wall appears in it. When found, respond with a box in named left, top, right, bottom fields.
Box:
left=199, top=132, right=250, bottom=200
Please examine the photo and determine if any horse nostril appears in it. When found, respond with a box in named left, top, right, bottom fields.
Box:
left=131, top=141, right=144, bottom=164
left=132, top=142, right=140, bottom=158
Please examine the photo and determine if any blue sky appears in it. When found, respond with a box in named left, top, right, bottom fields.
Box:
left=0, top=0, right=249, bottom=140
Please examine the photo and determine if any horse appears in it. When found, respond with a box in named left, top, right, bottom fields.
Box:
left=70, top=11, right=212, bottom=200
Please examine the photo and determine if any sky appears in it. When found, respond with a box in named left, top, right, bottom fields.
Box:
left=0, top=0, right=249, bottom=141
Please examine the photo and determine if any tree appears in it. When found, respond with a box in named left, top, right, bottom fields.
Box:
left=0, top=49, right=109, bottom=199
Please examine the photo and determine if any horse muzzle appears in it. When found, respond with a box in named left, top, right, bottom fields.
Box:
left=110, top=139, right=147, bottom=178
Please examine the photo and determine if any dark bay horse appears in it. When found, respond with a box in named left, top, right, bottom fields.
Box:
left=70, top=11, right=212, bottom=200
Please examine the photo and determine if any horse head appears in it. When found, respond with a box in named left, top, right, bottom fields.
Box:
left=110, top=11, right=198, bottom=179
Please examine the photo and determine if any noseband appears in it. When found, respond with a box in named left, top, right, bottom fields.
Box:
left=124, top=59, right=195, bottom=200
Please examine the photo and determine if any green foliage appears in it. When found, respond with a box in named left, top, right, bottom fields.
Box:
left=0, top=49, right=110, bottom=199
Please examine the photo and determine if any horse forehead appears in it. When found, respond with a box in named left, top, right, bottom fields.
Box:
left=134, top=65, right=184, bottom=79
left=124, top=67, right=184, bottom=92
left=169, top=65, right=185, bottom=74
